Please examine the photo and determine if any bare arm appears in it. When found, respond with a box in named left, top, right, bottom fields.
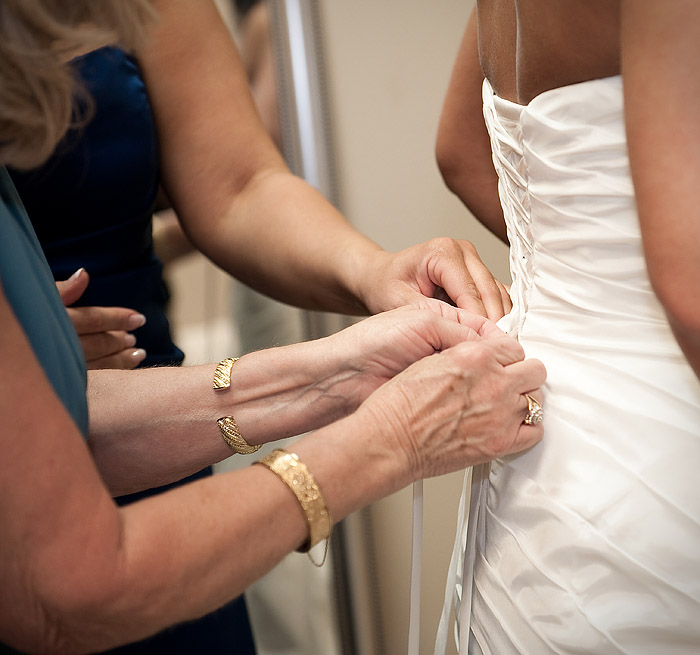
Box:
left=0, top=284, right=320, bottom=652
left=0, top=280, right=545, bottom=653
left=436, top=8, right=507, bottom=243
left=237, top=1, right=282, bottom=149
left=622, top=0, right=700, bottom=379
left=137, top=0, right=509, bottom=320
left=88, top=300, right=525, bottom=496
left=138, top=0, right=377, bottom=314
left=88, top=320, right=410, bottom=496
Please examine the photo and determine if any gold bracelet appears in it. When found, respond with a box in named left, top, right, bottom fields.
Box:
left=213, top=357, right=261, bottom=455
left=255, top=449, right=332, bottom=566
left=213, top=357, right=238, bottom=390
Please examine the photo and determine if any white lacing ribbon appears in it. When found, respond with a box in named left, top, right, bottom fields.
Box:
left=432, top=469, right=470, bottom=655
left=431, top=463, right=490, bottom=655
left=408, top=480, right=423, bottom=655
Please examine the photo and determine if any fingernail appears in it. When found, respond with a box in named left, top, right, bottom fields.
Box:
left=128, top=313, right=147, bottom=330
left=131, top=348, right=147, bottom=362
left=70, top=267, right=85, bottom=280
left=124, top=333, right=137, bottom=347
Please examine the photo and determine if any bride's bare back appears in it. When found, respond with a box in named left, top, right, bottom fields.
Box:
left=477, top=0, right=620, bottom=104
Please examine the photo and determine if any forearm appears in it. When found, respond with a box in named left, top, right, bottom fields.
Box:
left=4, top=291, right=545, bottom=653
left=88, top=337, right=361, bottom=495
left=37, top=412, right=404, bottom=654
left=118, top=412, right=405, bottom=624
left=139, top=0, right=382, bottom=315
left=140, top=0, right=511, bottom=319
left=187, top=168, right=383, bottom=315
left=103, top=466, right=308, bottom=649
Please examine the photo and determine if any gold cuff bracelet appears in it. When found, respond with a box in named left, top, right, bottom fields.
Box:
left=255, top=449, right=332, bottom=566
left=213, top=357, right=260, bottom=455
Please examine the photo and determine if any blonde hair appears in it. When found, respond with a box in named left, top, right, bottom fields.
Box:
left=0, top=0, right=157, bottom=170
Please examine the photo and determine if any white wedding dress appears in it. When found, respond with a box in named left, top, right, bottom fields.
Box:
left=436, top=77, right=700, bottom=655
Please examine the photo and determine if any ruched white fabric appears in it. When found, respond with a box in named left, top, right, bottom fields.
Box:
left=437, top=77, right=700, bottom=655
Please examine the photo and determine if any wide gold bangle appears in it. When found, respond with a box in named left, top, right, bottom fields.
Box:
left=255, top=449, right=332, bottom=566
left=213, top=357, right=261, bottom=455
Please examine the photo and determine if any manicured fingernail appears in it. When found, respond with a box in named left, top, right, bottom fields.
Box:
left=128, top=313, right=147, bottom=330
left=124, top=333, right=137, bottom=347
left=70, top=267, right=85, bottom=280
left=131, top=348, right=147, bottom=362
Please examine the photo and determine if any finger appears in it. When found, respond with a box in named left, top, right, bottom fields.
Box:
left=523, top=388, right=545, bottom=405
left=518, top=389, right=544, bottom=419
left=496, top=280, right=513, bottom=314
left=80, top=331, right=137, bottom=361
left=86, top=347, right=147, bottom=370
left=66, top=305, right=146, bottom=335
left=56, top=268, right=89, bottom=306
left=443, top=304, right=492, bottom=333
left=404, top=311, right=485, bottom=354
left=431, top=286, right=456, bottom=307
left=461, top=250, right=512, bottom=321
left=507, top=421, right=545, bottom=456
left=430, top=240, right=505, bottom=319
left=497, top=389, right=546, bottom=457
left=504, top=357, right=548, bottom=392
left=476, top=334, right=527, bottom=366
left=436, top=269, right=488, bottom=318
left=412, top=298, right=494, bottom=336
left=477, top=319, right=509, bottom=340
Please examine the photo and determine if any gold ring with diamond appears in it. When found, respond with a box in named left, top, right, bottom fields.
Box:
left=523, top=393, right=544, bottom=425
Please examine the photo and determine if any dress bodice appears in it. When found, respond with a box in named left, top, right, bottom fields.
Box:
left=438, top=78, right=700, bottom=655
left=486, top=77, right=674, bottom=355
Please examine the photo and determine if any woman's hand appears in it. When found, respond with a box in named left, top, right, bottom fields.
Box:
left=57, top=268, right=147, bottom=369
left=357, top=238, right=512, bottom=321
left=325, top=300, right=503, bottom=409
left=355, top=328, right=545, bottom=485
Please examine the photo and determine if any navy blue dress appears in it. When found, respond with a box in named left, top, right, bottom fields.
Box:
left=8, top=48, right=256, bottom=655
left=10, top=47, right=181, bottom=367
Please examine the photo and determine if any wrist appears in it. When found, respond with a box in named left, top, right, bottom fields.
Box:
left=337, top=239, right=386, bottom=315
left=224, top=340, right=360, bottom=445
left=291, top=409, right=412, bottom=522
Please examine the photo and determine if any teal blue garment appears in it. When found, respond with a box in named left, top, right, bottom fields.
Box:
left=0, top=168, right=256, bottom=655
left=0, top=167, right=88, bottom=435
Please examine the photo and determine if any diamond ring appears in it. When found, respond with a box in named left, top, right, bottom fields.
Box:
left=523, top=393, right=544, bottom=425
